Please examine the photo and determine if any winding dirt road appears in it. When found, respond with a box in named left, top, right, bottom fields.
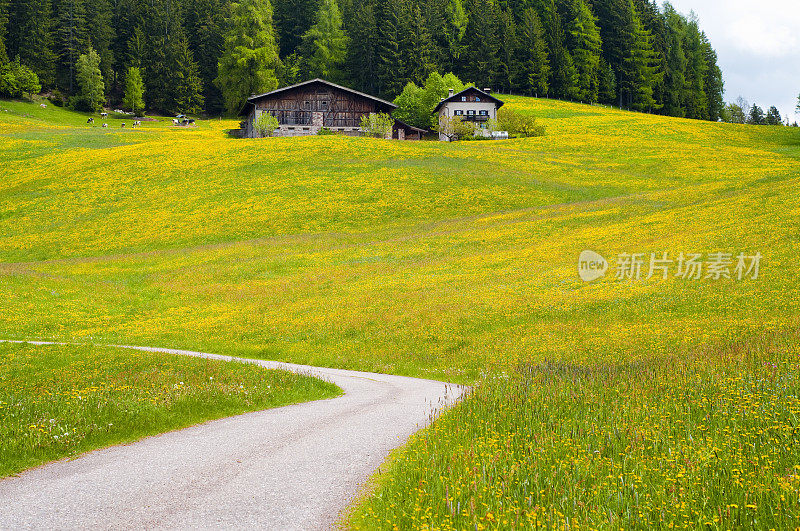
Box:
left=0, top=342, right=466, bottom=530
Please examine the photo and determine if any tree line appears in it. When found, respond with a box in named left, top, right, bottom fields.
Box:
left=0, top=0, right=725, bottom=120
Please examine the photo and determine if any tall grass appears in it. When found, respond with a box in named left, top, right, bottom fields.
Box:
left=0, top=342, right=339, bottom=477
left=350, top=330, right=800, bottom=528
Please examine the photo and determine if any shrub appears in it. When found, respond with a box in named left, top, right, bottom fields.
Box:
left=0, top=59, right=41, bottom=99
left=436, top=115, right=475, bottom=141
left=254, top=112, right=279, bottom=137
left=317, top=127, right=336, bottom=135
left=360, top=112, right=393, bottom=138
left=496, top=108, right=545, bottom=137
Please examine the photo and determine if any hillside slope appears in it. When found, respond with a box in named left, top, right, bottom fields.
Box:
left=2, top=97, right=800, bottom=527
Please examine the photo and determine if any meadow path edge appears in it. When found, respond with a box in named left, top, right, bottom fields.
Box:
left=0, top=341, right=467, bottom=530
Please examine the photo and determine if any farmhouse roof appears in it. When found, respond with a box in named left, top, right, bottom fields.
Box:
left=432, top=86, right=504, bottom=113
left=394, top=118, right=428, bottom=133
left=240, top=78, right=397, bottom=115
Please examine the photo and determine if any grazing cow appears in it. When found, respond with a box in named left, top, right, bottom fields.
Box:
left=172, top=118, right=179, bottom=125
left=121, top=123, right=125, bottom=128
left=100, top=112, right=108, bottom=119
left=40, top=103, right=47, bottom=108
left=187, top=118, right=195, bottom=125
left=102, top=123, right=108, bottom=128
left=87, top=118, right=94, bottom=124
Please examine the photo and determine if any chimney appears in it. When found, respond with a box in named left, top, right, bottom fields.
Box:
left=483, top=88, right=492, bottom=94
left=448, top=88, right=454, bottom=97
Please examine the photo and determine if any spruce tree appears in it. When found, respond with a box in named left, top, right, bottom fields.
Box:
left=344, top=0, right=378, bottom=93
left=173, top=35, right=204, bottom=114
left=682, top=16, right=707, bottom=119
left=765, top=106, right=782, bottom=126
left=141, top=0, right=182, bottom=113
left=85, top=0, right=114, bottom=90
left=542, top=0, right=577, bottom=99
left=110, top=0, right=141, bottom=95
left=496, top=7, right=516, bottom=93
left=701, top=33, right=723, bottom=122
left=660, top=5, right=686, bottom=117
left=461, top=0, right=500, bottom=89
left=516, top=7, right=549, bottom=97
left=184, top=0, right=226, bottom=113
left=215, top=0, right=280, bottom=114
left=0, top=0, right=8, bottom=62
left=404, top=3, right=436, bottom=85
left=56, top=0, right=88, bottom=93
left=375, top=0, right=405, bottom=96
left=301, top=0, right=349, bottom=81
left=597, top=56, right=615, bottom=102
left=273, top=0, right=320, bottom=57
left=564, top=0, right=601, bottom=102
left=7, top=0, right=56, bottom=86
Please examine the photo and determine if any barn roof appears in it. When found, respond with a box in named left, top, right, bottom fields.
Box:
left=240, top=78, right=397, bottom=115
left=394, top=118, right=428, bottom=133
left=432, top=86, right=504, bottom=113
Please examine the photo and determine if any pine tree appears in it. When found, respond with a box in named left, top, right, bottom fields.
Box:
left=344, top=0, right=378, bottom=93
left=7, top=0, right=56, bottom=86
left=173, top=35, right=204, bottom=113
left=516, top=7, right=549, bottom=97
left=215, top=0, right=280, bottom=114
left=301, top=0, right=349, bottom=81
left=405, top=4, right=436, bottom=85
left=122, top=65, right=144, bottom=114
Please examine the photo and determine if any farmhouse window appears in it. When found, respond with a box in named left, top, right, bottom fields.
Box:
left=321, top=101, right=329, bottom=110
left=461, top=96, right=467, bottom=101
left=479, top=110, right=489, bottom=116
left=467, top=110, right=475, bottom=115
left=303, top=101, right=311, bottom=110
left=454, top=110, right=463, bottom=116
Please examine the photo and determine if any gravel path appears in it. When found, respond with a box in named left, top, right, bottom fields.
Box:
left=0, top=342, right=467, bottom=530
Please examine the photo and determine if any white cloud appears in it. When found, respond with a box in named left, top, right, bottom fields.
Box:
left=661, top=0, right=800, bottom=119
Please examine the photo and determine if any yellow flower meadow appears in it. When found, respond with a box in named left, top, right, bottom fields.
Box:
left=1, top=95, right=800, bottom=527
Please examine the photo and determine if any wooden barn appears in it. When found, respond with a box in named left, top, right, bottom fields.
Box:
left=240, top=78, right=425, bottom=140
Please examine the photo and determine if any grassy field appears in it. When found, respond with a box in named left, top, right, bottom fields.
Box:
left=0, top=342, right=339, bottom=477
left=1, top=96, right=799, bottom=527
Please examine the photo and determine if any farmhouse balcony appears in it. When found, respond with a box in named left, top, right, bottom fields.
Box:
left=461, top=115, right=489, bottom=123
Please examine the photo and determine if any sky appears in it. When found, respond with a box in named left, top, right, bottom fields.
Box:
left=666, top=0, right=800, bottom=122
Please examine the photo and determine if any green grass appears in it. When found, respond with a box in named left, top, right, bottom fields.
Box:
left=0, top=342, right=340, bottom=477
left=1, top=96, right=799, bottom=527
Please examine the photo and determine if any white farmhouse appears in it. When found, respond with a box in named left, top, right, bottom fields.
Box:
left=432, top=87, right=504, bottom=141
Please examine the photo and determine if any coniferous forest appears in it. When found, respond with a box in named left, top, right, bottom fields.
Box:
left=0, top=0, right=725, bottom=121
